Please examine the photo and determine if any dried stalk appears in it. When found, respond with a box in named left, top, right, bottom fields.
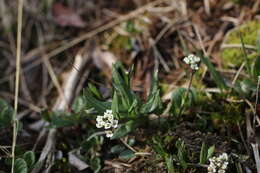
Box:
left=11, top=0, right=23, bottom=172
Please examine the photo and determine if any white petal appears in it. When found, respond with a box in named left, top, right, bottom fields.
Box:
left=107, top=114, right=114, bottom=121
left=105, top=130, right=113, bottom=138
left=104, top=122, right=112, bottom=129
left=112, top=120, right=118, bottom=128
left=106, top=110, right=112, bottom=114
left=96, top=116, right=101, bottom=121
left=96, top=122, right=103, bottom=128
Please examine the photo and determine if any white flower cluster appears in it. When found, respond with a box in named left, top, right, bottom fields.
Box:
left=183, top=54, right=201, bottom=70
left=96, top=110, right=118, bottom=138
left=208, top=153, right=229, bottom=173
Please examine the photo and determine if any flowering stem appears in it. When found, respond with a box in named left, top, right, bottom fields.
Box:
left=177, top=71, right=194, bottom=117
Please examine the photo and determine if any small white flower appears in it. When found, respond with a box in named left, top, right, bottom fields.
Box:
left=96, top=122, right=103, bottom=128
left=104, top=114, right=114, bottom=122
left=183, top=57, right=190, bottom=64
left=96, top=116, right=103, bottom=122
left=183, top=54, right=201, bottom=70
left=208, top=153, right=229, bottom=173
left=112, top=120, right=118, bottom=128
left=208, top=166, right=216, bottom=173
left=105, top=130, right=113, bottom=138
left=104, top=122, right=112, bottom=129
left=220, top=153, right=228, bottom=160
left=95, top=109, right=119, bottom=138
left=190, top=63, right=199, bottom=70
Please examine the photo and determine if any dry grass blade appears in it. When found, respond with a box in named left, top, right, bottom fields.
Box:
left=251, top=143, right=260, bottom=173
left=11, top=0, right=23, bottom=172
left=254, top=76, right=260, bottom=129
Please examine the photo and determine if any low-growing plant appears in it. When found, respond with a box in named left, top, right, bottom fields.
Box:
left=82, top=62, right=163, bottom=139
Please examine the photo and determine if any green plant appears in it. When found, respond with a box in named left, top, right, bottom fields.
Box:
left=83, top=62, right=162, bottom=139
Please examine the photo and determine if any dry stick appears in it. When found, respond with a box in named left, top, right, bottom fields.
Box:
left=194, top=25, right=207, bottom=56
left=37, top=25, right=69, bottom=110
left=119, top=139, right=151, bottom=156
left=203, top=0, right=211, bottom=15
left=11, top=0, right=23, bottom=172
left=237, top=122, right=251, bottom=156
left=251, top=143, right=260, bottom=173
left=221, top=44, right=257, bottom=51
left=230, top=62, right=252, bottom=156
left=231, top=62, right=245, bottom=85
left=31, top=49, right=90, bottom=173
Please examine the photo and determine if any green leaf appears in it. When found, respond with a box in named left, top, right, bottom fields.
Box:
left=112, top=91, right=120, bottom=118
left=82, top=138, right=96, bottom=153
left=41, top=110, right=51, bottom=122
left=235, top=162, right=243, bottom=173
left=47, top=111, right=77, bottom=128
left=150, top=137, right=167, bottom=157
left=240, top=34, right=251, bottom=77
left=72, top=96, right=86, bottom=113
left=140, top=90, right=162, bottom=114
left=90, top=157, right=101, bottom=173
left=52, top=116, right=74, bottom=128
left=252, top=55, right=260, bottom=78
left=14, top=158, right=28, bottom=173
left=148, top=69, right=159, bottom=100
left=110, top=145, right=126, bottom=154
left=171, top=88, right=186, bottom=116
left=119, top=150, right=135, bottom=160
left=201, top=56, right=227, bottom=90
left=88, top=83, right=103, bottom=100
left=199, top=142, right=207, bottom=164
left=175, top=139, right=187, bottom=169
left=0, top=99, right=13, bottom=128
left=112, top=62, right=135, bottom=110
left=165, top=155, right=175, bottom=173
left=235, top=79, right=256, bottom=97
left=83, top=88, right=111, bottom=114
left=22, top=151, right=35, bottom=169
left=111, top=120, right=135, bottom=139
left=140, top=69, right=162, bottom=114
left=207, top=145, right=215, bottom=160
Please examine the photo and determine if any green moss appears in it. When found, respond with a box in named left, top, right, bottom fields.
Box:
left=221, top=20, right=260, bottom=67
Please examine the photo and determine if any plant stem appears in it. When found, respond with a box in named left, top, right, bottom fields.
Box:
left=178, top=71, right=194, bottom=117
left=11, top=0, right=23, bottom=172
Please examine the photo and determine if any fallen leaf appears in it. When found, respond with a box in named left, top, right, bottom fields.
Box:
left=52, top=3, right=86, bottom=28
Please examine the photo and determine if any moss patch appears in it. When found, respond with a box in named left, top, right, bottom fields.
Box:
left=221, top=20, right=260, bottom=67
